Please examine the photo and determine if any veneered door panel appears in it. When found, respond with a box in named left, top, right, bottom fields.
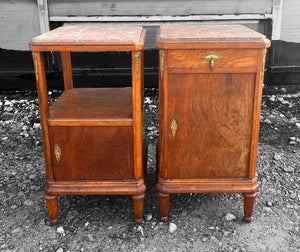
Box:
left=166, top=73, right=255, bottom=179
left=49, top=126, right=134, bottom=180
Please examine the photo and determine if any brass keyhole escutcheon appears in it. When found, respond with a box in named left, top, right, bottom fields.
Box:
left=54, top=144, right=61, bottom=162
left=202, top=52, right=223, bottom=72
left=170, top=119, right=177, bottom=138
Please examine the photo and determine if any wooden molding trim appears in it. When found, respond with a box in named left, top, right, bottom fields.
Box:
left=156, top=177, right=258, bottom=194
left=45, top=179, right=146, bottom=195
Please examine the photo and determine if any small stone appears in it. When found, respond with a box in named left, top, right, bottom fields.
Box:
left=1, top=137, right=8, bottom=141
left=57, top=226, right=65, bottom=234
left=264, top=119, right=272, bottom=124
left=286, top=204, right=294, bottom=209
left=144, top=97, right=151, bottom=104
left=39, top=219, right=45, bottom=226
left=137, top=225, right=144, bottom=236
left=290, top=137, right=296, bottom=141
left=56, top=248, right=63, bottom=252
left=33, top=123, right=41, bottom=129
left=295, top=123, right=300, bottom=130
left=280, top=87, right=287, bottom=93
left=84, top=221, right=89, bottom=227
left=107, top=226, right=113, bottom=230
left=283, top=167, right=295, bottom=173
left=225, top=213, right=236, bottom=221
left=18, top=192, right=25, bottom=197
left=5, top=107, right=13, bottom=112
left=273, top=153, right=281, bottom=161
left=208, top=226, right=215, bottom=230
left=169, top=222, right=177, bottom=234
left=145, top=213, right=152, bottom=221
left=263, top=207, right=272, bottom=213
left=24, top=199, right=34, bottom=206
left=12, top=227, right=22, bottom=234
left=2, top=112, right=13, bottom=120
left=153, top=225, right=159, bottom=231
left=267, top=201, right=273, bottom=207
left=269, top=95, right=276, bottom=102
left=180, top=209, right=187, bottom=217
left=222, top=230, right=230, bottom=236
left=193, top=228, right=197, bottom=232
left=87, top=234, right=94, bottom=242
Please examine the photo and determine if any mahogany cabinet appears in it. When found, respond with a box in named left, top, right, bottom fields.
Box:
left=156, top=25, right=270, bottom=223
left=29, top=26, right=147, bottom=225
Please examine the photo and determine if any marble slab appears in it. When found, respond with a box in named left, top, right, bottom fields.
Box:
left=159, top=25, right=266, bottom=42
left=33, top=26, right=144, bottom=45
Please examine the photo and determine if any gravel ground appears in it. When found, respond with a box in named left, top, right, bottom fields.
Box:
left=0, top=85, right=299, bottom=252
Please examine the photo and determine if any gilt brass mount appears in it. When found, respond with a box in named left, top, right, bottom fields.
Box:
left=159, top=49, right=165, bottom=80
left=54, top=144, right=61, bottom=163
left=202, top=51, right=223, bottom=72
left=170, top=119, right=177, bottom=138
left=135, top=51, right=141, bottom=82
left=32, top=52, right=38, bottom=82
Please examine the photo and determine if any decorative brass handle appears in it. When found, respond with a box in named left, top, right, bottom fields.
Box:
left=202, top=52, right=223, bottom=72
left=170, top=119, right=177, bottom=138
left=54, top=144, right=61, bottom=162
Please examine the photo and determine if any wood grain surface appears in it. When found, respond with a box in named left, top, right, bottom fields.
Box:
left=167, top=49, right=259, bottom=69
left=30, top=26, right=146, bottom=224
left=49, top=126, right=134, bottom=180
left=166, top=73, right=255, bottom=179
left=48, top=88, right=133, bottom=126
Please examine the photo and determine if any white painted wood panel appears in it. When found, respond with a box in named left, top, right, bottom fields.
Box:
left=48, top=0, right=273, bottom=16
left=0, top=0, right=40, bottom=50
left=280, top=0, right=300, bottom=43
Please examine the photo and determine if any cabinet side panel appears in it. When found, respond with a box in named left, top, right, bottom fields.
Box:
left=49, top=126, right=134, bottom=180
left=166, top=73, right=255, bottom=179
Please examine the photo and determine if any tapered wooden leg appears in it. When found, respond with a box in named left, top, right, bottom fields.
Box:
left=243, top=192, right=257, bottom=223
left=158, top=192, right=170, bottom=223
left=44, top=194, right=58, bottom=225
left=132, top=193, right=145, bottom=224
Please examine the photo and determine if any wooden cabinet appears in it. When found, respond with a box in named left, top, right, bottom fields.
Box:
left=156, top=25, right=270, bottom=223
left=29, top=26, right=147, bottom=225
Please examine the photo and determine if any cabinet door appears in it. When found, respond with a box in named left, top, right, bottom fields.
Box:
left=49, top=126, right=134, bottom=180
left=165, top=73, right=255, bottom=179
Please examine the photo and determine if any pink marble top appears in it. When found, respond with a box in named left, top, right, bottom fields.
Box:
left=159, top=25, right=266, bottom=42
left=33, top=26, right=144, bottom=45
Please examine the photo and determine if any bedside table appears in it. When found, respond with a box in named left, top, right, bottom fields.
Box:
left=29, top=26, right=147, bottom=225
left=156, top=25, right=270, bottom=223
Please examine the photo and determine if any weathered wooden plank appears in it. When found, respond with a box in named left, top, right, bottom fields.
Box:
left=281, top=0, right=300, bottom=42
left=48, top=0, right=273, bottom=16
left=0, top=0, right=40, bottom=50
